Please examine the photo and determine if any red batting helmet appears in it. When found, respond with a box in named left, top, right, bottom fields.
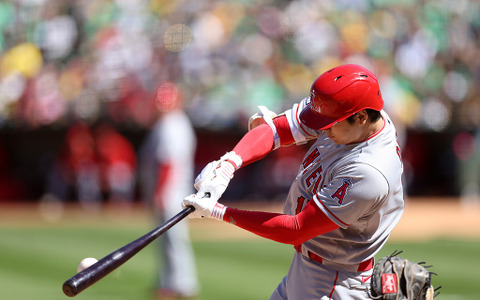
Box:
left=155, top=81, right=182, bottom=112
left=299, top=64, right=384, bottom=130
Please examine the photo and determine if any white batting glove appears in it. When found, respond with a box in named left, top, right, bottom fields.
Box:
left=193, top=151, right=242, bottom=202
left=182, top=193, right=227, bottom=220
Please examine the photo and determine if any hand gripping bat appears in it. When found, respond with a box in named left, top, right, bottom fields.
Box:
left=62, top=205, right=195, bottom=297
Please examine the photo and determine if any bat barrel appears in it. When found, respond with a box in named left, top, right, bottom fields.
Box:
left=62, top=206, right=195, bottom=297
left=63, top=251, right=129, bottom=297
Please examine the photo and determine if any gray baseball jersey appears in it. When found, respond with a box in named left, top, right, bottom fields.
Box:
left=271, top=98, right=404, bottom=299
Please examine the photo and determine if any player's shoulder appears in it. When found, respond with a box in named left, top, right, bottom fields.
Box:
left=379, top=110, right=398, bottom=138
left=335, top=157, right=387, bottom=180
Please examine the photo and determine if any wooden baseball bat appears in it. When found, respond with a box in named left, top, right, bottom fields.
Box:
left=62, top=205, right=195, bottom=297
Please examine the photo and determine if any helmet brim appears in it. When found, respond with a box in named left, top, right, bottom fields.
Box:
left=299, top=105, right=338, bottom=130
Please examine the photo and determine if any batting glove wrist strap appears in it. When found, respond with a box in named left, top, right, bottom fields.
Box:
left=182, top=195, right=227, bottom=220
left=211, top=203, right=227, bottom=220
left=220, top=151, right=243, bottom=170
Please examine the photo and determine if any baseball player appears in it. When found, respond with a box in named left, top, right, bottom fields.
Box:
left=183, top=64, right=405, bottom=299
left=138, top=82, right=199, bottom=299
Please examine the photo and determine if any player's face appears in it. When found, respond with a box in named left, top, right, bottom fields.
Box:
left=323, top=115, right=365, bottom=145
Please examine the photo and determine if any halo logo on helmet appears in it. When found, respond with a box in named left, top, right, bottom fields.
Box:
left=300, top=64, right=384, bottom=130
left=310, top=90, right=320, bottom=112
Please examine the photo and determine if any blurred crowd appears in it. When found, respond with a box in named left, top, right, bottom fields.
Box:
left=1, top=0, right=480, bottom=131
left=1, top=0, right=480, bottom=203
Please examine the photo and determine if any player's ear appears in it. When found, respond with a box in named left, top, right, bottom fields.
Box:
left=355, top=110, right=369, bottom=125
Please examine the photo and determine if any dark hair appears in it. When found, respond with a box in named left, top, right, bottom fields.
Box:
left=346, top=109, right=382, bottom=124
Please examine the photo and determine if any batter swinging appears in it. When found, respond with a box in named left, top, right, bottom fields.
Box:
left=183, top=64, right=404, bottom=299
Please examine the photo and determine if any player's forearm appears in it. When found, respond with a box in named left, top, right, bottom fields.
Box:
left=222, top=201, right=339, bottom=245
left=223, top=208, right=306, bottom=244
left=232, top=115, right=296, bottom=168
left=232, top=124, right=275, bottom=167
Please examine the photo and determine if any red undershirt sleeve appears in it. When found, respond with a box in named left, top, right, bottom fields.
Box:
left=222, top=200, right=340, bottom=245
left=232, top=115, right=296, bottom=167
left=273, top=115, right=295, bottom=146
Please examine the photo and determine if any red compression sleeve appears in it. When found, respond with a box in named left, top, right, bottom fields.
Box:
left=232, top=116, right=296, bottom=167
left=232, top=124, right=274, bottom=166
left=223, top=200, right=339, bottom=245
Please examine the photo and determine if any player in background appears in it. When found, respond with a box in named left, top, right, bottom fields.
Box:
left=94, top=123, right=137, bottom=211
left=183, top=64, right=404, bottom=299
left=138, top=82, right=199, bottom=299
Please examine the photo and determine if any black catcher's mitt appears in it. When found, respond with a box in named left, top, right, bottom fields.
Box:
left=368, top=251, right=440, bottom=300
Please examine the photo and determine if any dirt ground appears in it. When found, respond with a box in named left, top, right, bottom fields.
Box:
left=387, top=197, right=480, bottom=241
left=0, top=197, right=479, bottom=242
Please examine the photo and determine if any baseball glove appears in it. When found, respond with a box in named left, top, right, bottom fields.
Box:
left=368, top=250, right=441, bottom=300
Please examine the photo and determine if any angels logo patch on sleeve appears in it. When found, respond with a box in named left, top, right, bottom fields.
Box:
left=331, top=179, right=351, bottom=204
